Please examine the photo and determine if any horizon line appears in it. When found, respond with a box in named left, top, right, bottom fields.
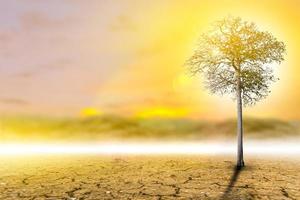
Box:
left=0, top=141, right=299, bottom=156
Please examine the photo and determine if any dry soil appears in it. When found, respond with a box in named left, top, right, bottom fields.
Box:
left=0, top=155, right=299, bottom=200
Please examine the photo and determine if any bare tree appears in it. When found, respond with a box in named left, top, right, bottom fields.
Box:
left=186, top=17, right=286, bottom=168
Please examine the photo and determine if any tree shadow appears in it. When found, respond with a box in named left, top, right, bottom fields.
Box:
left=219, top=166, right=243, bottom=200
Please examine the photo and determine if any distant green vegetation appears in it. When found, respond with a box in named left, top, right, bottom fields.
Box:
left=0, top=115, right=299, bottom=142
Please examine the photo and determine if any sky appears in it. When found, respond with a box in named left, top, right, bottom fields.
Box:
left=0, top=0, right=299, bottom=119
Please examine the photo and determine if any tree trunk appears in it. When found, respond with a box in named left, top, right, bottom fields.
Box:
left=236, top=74, right=245, bottom=169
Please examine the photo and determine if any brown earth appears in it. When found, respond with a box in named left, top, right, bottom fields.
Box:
left=0, top=155, right=299, bottom=200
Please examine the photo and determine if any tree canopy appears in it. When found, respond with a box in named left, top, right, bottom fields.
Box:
left=186, top=16, right=286, bottom=105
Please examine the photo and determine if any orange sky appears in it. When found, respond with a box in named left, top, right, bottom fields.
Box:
left=1, top=0, right=300, bottom=119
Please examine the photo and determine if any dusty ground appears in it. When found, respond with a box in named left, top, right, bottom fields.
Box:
left=0, top=155, right=299, bottom=200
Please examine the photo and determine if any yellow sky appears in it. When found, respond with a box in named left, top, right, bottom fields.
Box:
left=93, top=0, right=300, bottom=119
left=1, top=0, right=300, bottom=119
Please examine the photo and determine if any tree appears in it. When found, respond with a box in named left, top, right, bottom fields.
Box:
left=186, top=16, right=286, bottom=168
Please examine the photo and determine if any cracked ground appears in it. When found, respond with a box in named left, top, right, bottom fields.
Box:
left=0, top=155, right=299, bottom=200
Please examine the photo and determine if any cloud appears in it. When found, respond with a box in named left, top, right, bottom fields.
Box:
left=20, top=11, right=74, bottom=30
left=9, top=58, right=74, bottom=79
left=14, top=71, right=35, bottom=78
left=39, top=58, right=74, bottom=70
left=0, top=98, right=29, bottom=105
left=108, top=15, right=137, bottom=32
left=0, top=31, right=12, bottom=42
